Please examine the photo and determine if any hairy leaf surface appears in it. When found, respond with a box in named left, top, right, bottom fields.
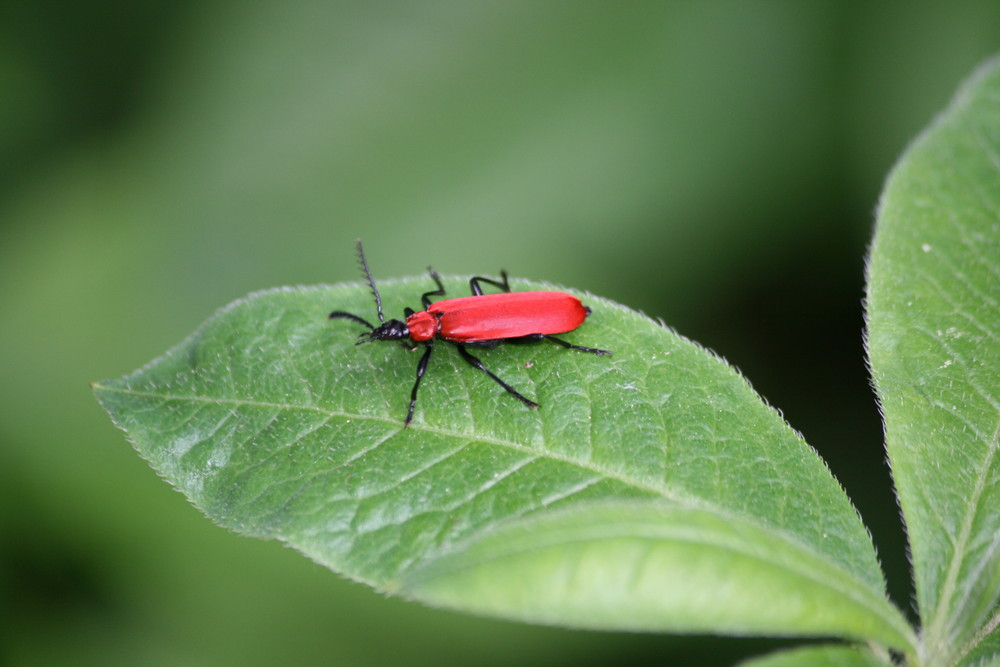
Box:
left=868, top=55, right=1000, bottom=663
left=95, top=278, right=911, bottom=646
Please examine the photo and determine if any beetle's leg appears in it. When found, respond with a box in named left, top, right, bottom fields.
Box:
left=469, top=270, right=510, bottom=296
left=405, top=341, right=435, bottom=426
left=421, top=269, right=447, bottom=309
left=456, top=344, right=539, bottom=408
left=542, top=334, right=612, bottom=356
left=460, top=339, right=501, bottom=349
left=499, top=334, right=612, bottom=356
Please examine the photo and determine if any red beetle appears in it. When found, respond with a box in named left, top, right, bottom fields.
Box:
left=330, top=240, right=610, bottom=426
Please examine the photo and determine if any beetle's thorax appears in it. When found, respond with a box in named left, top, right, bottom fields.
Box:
left=406, top=310, right=439, bottom=342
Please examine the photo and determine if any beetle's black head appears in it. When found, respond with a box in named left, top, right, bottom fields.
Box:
left=357, top=319, right=408, bottom=344
left=329, top=240, right=412, bottom=344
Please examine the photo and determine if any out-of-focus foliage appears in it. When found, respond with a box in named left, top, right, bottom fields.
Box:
left=3, top=2, right=1000, bottom=665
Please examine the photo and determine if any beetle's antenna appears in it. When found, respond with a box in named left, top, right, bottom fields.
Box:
left=355, top=239, right=384, bottom=324
left=328, top=310, right=376, bottom=329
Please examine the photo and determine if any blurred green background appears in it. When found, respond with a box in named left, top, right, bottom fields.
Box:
left=3, top=1, right=999, bottom=664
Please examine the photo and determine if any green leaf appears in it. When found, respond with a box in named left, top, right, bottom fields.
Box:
left=93, top=278, right=913, bottom=648
left=868, top=54, right=1000, bottom=664
left=737, top=644, right=888, bottom=667
left=960, top=622, right=1000, bottom=667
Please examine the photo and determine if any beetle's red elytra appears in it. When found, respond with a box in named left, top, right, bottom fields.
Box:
left=408, top=290, right=588, bottom=342
left=329, top=240, right=610, bottom=426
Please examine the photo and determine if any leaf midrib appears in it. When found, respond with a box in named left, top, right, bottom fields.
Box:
left=928, top=419, right=1000, bottom=664
left=94, top=381, right=681, bottom=499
